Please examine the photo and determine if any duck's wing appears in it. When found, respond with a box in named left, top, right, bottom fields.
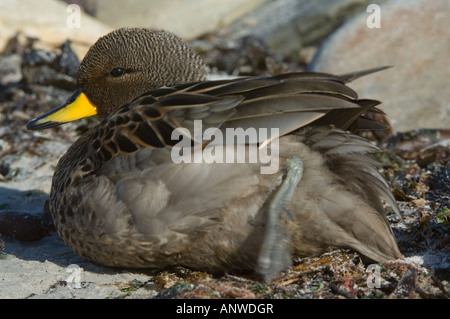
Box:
left=93, top=67, right=387, bottom=157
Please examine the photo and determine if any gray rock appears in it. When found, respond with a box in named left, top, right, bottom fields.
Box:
left=225, top=0, right=387, bottom=58
left=21, top=43, right=79, bottom=91
left=0, top=54, right=22, bottom=84
left=310, top=0, right=450, bottom=132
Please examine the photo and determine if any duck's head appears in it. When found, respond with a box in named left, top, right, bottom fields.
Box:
left=27, top=28, right=206, bottom=130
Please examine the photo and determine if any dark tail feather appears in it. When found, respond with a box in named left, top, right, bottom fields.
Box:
left=338, top=66, right=393, bottom=83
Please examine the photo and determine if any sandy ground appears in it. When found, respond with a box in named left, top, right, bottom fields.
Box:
left=0, top=134, right=161, bottom=299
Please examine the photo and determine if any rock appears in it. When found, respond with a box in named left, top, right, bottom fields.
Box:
left=21, top=41, right=79, bottom=91
left=0, top=55, right=22, bottom=84
left=86, top=0, right=268, bottom=41
left=193, top=35, right=297, bottom=76
left=310, top=0, right=450, bottom=132
left=224, top=0, right=386, bottom=59
left=0, top=0, right=113, bottom=59
left=194, top=0, right=389, bottom=75
left=0, top=39, right=81, bottom=120
left=0, top=209, right=53, bottom=242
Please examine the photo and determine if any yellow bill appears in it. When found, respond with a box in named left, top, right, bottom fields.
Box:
left=27, top=88, right=97, bottom=130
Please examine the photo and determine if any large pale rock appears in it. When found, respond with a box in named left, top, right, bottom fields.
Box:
left=310, top=0, right=450, bottom=132
left=87, top=0, right=268, bottom=41
left=0, top=0, right=113, bottom=59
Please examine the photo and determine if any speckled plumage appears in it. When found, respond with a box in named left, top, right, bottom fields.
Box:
left=29, top=28, right=402, bottom=280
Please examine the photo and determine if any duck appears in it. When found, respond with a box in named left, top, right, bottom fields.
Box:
left=27, top=27, right=402, bottom=281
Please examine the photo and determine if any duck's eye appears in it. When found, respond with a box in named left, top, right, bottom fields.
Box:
left=110, top=67, right=125, bottom=77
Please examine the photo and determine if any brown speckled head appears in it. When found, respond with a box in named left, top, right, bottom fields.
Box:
left=77, top=28, right=207, bottom=118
